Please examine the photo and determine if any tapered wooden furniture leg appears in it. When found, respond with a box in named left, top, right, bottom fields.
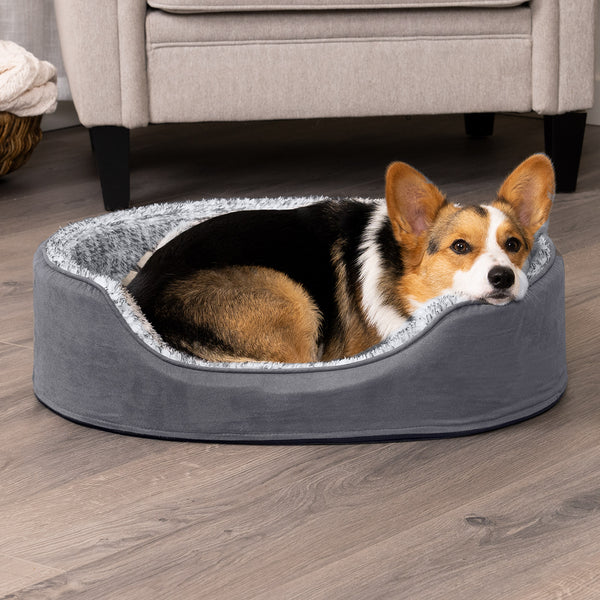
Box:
left=89, top=126, right=130, bottom=211
left=464, top=113, right=495, bottom=137
left=544, top=112, right=587, bottom=193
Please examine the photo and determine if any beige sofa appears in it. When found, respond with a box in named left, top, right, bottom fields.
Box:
left=54, top=0, right=596, bottom=210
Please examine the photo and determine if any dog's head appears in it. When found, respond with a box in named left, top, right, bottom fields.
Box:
left=386, top=154, right=554, bottom=310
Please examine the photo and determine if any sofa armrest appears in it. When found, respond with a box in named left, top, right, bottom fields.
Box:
left=54, top=0, right=149, bottom=128
left=532, top=0, right=597, bottom=115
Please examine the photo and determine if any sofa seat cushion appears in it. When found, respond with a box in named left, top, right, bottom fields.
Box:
left=147, top=6, right=530, bottom=43
left=148, top=0, right=527, bottom=14
left=145, top=4, right=532, bottom=123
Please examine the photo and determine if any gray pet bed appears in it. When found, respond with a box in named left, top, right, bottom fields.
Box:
left=33, top=198, right=567, bottom=442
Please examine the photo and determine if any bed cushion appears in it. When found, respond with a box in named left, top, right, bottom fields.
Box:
left=32, top=198, right=567, bottom=442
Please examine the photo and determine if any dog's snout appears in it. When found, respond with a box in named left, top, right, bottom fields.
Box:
left=488, top=266, right=515, bottom=290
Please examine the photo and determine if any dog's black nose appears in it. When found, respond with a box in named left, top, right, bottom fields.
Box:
left=488, top=266, right=515, bottom=290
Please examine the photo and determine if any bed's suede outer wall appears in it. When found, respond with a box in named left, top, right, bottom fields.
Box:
left=32, top=244, right=567, bottom=442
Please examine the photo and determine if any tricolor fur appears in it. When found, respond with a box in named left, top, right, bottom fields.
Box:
left=127, top=154, right=554, bottom=363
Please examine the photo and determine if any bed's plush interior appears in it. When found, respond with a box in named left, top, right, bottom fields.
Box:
left=44, top=198, right=554, bottom=369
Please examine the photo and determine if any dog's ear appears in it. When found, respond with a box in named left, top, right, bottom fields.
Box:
left=385, top=162, right=446, bottom=246
left=496, top=154, right=554, bottom=236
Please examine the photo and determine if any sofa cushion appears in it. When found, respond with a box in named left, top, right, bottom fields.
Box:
left=148, top=0, right=527, bottom=15
left=147, top=6, right=530, bottom=43
left=145, top=3, right=532, bottom=123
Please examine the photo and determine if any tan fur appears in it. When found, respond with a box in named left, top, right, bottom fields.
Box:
left=385, top=162, right=453, bottom=306
left=495, top=153, right=554, bottom=239
left=161, top=266, right=322, bottom=363
left=493, top=218, right=532, bottom=269
left=385, top=161, right=447, bottom=270
left=398, top=205, right=491, bottom=304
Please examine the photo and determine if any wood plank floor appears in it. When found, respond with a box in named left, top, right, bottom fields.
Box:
left=1, top=114, right=599, bottom=599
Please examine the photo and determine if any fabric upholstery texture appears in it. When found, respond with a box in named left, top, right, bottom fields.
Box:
left=147, top=38, right=532, bottom=122
left=33, top=199, right=567, bottom=442
left=146, top=6, right=533, bottom=120
left=147, top=0, right=526, bottom=14
left=146, top=7, right=531, bottom=43
left=53, top=0, right=596, bottom=127
left=146, top=8, right=531, bottom=122
left=531, top=0, right=597, bottom=114
left=54, top=0, right=149, bottom=128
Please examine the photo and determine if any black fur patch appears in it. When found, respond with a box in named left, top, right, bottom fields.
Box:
left=426, top=211, right=460, bottom=255
left=171, top=321, right=238, bottom=358
left=331, top=201, right=376, bottom=308
left=470, top=205, right=488, bottom=218
left=427, top=237, right=440, bottom=255
left=376, top=219, right=404, bottom=278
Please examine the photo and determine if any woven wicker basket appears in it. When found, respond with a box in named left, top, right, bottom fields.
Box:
left=0, top=112, right=43, bottom=176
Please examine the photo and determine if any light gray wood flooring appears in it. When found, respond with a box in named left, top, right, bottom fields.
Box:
left=1, top=114, right=599, bottom=599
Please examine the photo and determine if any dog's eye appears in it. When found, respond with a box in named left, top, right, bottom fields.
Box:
left=450, top=239, right=471, bottom=255
left=505, top=237, right=522, bottom=253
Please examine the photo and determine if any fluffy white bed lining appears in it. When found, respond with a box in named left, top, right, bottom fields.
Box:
left=44, top=197, right=554, bottom=370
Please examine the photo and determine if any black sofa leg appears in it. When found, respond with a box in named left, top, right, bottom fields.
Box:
left=544, top=112, right=587, bottom=193
left=464, top=113, right=495, bottom=137
left=89, top=126, right=130, bottom=211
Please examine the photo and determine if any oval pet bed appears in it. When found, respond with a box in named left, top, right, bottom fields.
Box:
left=33, top=198, right=567, bottom=442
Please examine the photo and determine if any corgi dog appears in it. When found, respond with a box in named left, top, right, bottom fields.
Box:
left=127, top=154, right=554, bottom=363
